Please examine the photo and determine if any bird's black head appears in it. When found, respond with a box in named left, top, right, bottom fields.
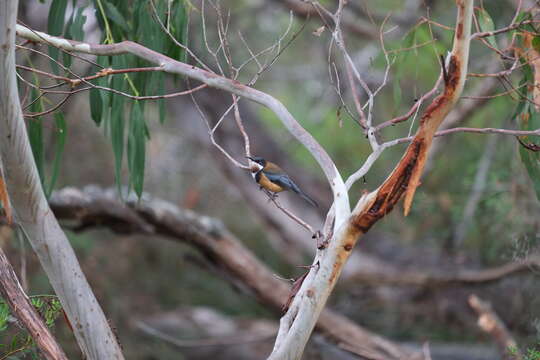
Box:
left=247, top=156, right=267, bottom=167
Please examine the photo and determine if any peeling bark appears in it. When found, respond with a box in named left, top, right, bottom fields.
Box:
left=269, top=2, right=474, bottom=359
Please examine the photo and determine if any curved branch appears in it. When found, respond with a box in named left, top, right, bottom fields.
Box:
left=0, top=3, right=124, bottom=359
left=14, top=24, right=350, bottom=221
left=46, top=186, right=416, bottom=360
left=268, top=2, right=475, bottom=359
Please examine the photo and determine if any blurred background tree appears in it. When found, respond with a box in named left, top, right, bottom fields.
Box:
left=1, top=0, right=539, bottom=359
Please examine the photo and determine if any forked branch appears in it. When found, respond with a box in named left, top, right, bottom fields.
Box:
left=14, top=23, right=351, bottom=223
left=267, top=1, right=474, bottom=359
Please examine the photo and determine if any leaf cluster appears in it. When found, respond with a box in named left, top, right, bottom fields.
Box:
left=0, top=296, right=62, bottom=359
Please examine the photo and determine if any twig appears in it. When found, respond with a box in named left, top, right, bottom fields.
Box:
left=471, top=19, right=533, bottom=40
left=189, top=87, right=250, bottom=170
left=232, top=95, right=250, bottom=157
left=386, top=126, right=540, bottom=146
left=268, top=2, right=475, bottom=359
left=263, top=189, right=316, bottom=235
left=375, top=73, right=443, bottom=132
left=149, top=0, right=212, bottom=72
left=45, top=186, right=416, bottom=360
left=17, top=48, right=209, bottom=101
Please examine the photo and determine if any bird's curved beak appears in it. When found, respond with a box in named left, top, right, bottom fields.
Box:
left=246, top=156, right=254, bottom=161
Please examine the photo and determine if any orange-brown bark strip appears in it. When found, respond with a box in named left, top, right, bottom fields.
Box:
left=352, top=54, right=464, bottom=227
left=0, top=173, right=12, bottom=223
left=297, top=3, right=472, bottom=350
left=351, top=0, right=472, bottom=235
left=352, top=139, right=424, bottom=233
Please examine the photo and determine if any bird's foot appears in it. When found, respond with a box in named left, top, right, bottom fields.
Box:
left=262, top=189, right=278, bottom=202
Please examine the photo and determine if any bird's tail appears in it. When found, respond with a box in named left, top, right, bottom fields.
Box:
left=287, top=179, right=318, bottom=207
left=298, top=190, right=318, bottom=207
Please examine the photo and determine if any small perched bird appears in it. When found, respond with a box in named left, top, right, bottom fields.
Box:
left=248, top=156, right=318, bottom=207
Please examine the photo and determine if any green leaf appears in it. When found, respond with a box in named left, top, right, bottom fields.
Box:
left=0, top=301, right=9, bottom=332
left=519, top=140, right=540, bottom=202
left=518, top=107, right=540, bottom=202
left=90, top=56, right=113, bottom=129
left=70, top=6, right=88, bottom=41
left=158, top=89, right=166, bottom=124
left=29, top=90, right=45, bottom=187
left=46, top=113, right=67, bottom=198
left=103, top=0, right=130, bottom=32
left=110, top=57, right=127, bottom=193
left=111, top=95, right=125, bottom=193
left=392, top=27, right=417, bottom=114
left=47, top=0, right=68, bottom=74
left=533, top=36, right=540, bottom=53
left=127, top=101, right=146, bottom=197
left=169, top=0, right=188, bottom=61
left=477, top=8, right=498, bottom=49
left=515, top=11, right=537, bottom=33
left=47, top=0, right=68, bottom=36
left=90, top=86, right=103, bottom=126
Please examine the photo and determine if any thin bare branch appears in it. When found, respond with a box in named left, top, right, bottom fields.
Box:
left=15, top=24, right=348, bottom=219
left=46, top=186, right=416, bottom=360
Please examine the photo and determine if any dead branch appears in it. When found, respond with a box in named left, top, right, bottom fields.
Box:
left=45, top=186, right=418, bottom=360
left=343, top=255, right=540, bottom=286
left=0, top=248, right=68, bottom=360
left=469, top=294, right=522, bottom=360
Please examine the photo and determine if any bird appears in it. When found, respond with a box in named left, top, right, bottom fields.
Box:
left=247, top=156, right=318, bottom=207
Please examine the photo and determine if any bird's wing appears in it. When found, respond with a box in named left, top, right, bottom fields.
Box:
left=265, top=172, right=318, bottom=207
left=264, top=172, right=301, bottom=193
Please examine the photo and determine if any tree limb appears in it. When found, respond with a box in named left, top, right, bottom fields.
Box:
left=343, top=254, right=540, bottom=286
left=14, top=23, right=351, bottom=224
left=0, top=3, right=124, bottom=359
left=267, top=2, right=474, bottom=359
left=45, top=186, right=418, bottom=360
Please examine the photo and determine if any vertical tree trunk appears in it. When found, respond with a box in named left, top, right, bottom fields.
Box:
left=0, top=2, right=124, bottom=359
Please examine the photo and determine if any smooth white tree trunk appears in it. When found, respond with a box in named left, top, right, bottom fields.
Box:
left=0, top=2, right=124, bottom=359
